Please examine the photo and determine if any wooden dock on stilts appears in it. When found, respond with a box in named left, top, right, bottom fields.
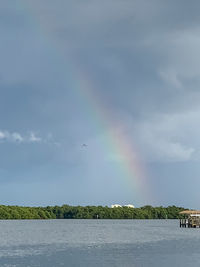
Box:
left=179, top=210, right=200, bottom=228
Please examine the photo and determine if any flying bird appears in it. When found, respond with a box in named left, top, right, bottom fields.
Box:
left=82, top=144, right=87, bottom=147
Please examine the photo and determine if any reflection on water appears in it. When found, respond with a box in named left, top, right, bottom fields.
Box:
left=0, top=219, right=200, bottom=266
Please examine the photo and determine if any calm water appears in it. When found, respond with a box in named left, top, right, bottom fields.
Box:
left=0, top=219, right=199, bottom=266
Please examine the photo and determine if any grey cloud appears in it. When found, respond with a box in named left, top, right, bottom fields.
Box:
left=27, top=0, right=200, bottom=46
left=10, top=1, right=200, bottom=159
left=1, top=0, right=200, bottom=205
left=132, top=111, right=200, bottom=162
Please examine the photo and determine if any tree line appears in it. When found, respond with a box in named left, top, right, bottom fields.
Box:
left=0, top=205, right=185, bottom=219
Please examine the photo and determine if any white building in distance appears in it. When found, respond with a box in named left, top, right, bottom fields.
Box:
left=111, top=204, right=134, bottom=208
left=124, top=204, right=135, bottom=208
left=111, top=204, right=122, bottom=208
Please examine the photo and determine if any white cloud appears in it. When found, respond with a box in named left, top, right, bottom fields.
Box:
left=11, top=132, right=24, bottom=143
left=0, top=131, right=6, bottom=140
left=0, top=130, right=44, bottom=144
left=106, top=109, right=200, bottom=163
left=28, top=132, right=41, bottom=143
left=159, top=69, right=182, bottom=88
left=133, top=110, right=200, bottom=162
left=146, top=139, right=194, bottom=162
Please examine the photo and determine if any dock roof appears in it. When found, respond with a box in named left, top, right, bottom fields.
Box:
left=179, top=210, right=200, bottom=215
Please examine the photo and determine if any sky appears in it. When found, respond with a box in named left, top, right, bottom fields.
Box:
left=0, top=0, right=200, bottom=208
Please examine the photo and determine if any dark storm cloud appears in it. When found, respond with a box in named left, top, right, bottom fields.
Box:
left=0, top=0, right=200, bottom=205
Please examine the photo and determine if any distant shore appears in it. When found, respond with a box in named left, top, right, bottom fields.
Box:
left=0, top=204, right=185, bottom=219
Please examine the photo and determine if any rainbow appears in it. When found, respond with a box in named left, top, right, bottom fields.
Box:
left=22, top=2, right=152, bottom=204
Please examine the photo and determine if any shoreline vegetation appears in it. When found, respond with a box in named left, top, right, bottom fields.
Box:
left=0, top=205, right=186, bottom=220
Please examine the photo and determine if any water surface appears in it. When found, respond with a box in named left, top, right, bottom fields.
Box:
left=0, top=219, right=199, bottom=266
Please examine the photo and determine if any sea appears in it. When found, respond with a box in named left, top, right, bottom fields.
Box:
left=0, top=219, right=199, bottom=266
